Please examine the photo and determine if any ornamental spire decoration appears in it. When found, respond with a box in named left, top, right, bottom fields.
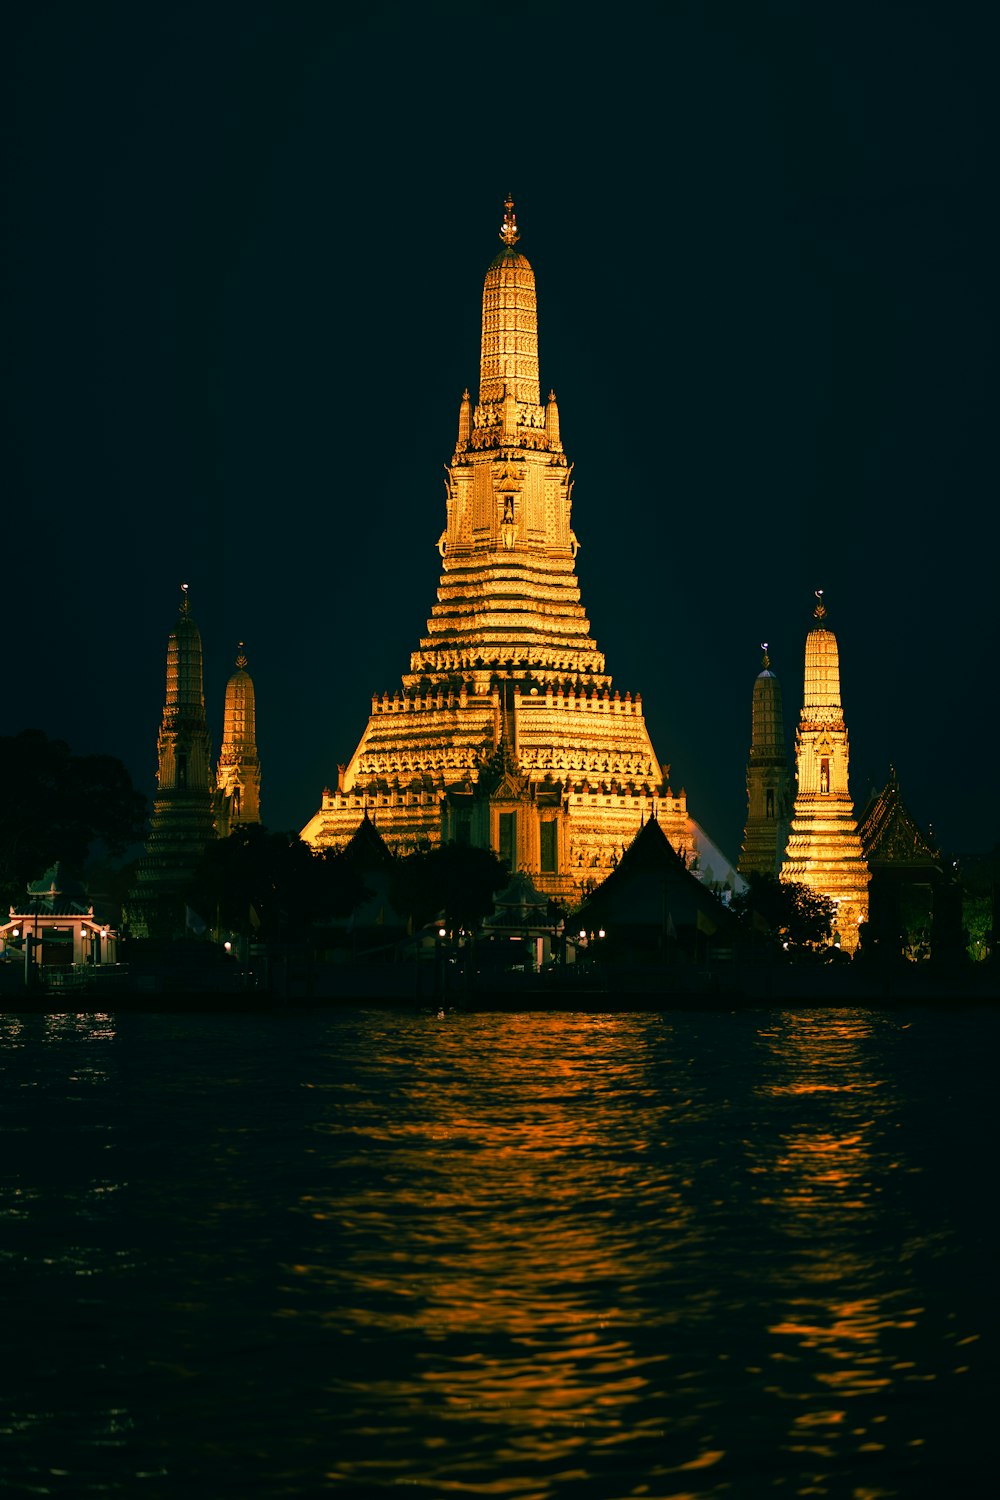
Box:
left=500, top=194, right=519, bottom=246
left=813, top=588, right=827, bottom=621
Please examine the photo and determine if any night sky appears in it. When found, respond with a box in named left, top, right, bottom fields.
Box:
left=8, top=2, right=997, bottom=865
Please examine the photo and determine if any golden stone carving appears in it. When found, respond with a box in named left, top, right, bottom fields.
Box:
left=738, top=645, right=793, bottom=878
left=781, top=599, right=870, bottom=951
left=216, top=643, right=262, bottom=838
left=301, top=202, right=692, bottom=893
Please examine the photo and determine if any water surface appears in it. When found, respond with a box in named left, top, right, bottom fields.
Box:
left=1, top=1007, right=995, bottom=1496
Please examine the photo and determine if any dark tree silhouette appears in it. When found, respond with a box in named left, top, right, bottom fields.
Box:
left=189, top=825, right=368, bottom=940
left=0, top=730, right=146, bottom=907
left=391, top=842, right=509, bottom=932
left=731, top=872, right=835, bottom=949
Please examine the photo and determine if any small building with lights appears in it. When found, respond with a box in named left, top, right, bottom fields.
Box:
left=0, top=864, right=118, bottom=969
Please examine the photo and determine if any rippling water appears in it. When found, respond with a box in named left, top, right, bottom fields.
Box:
left=1, top=1006, right=996, bottom=1497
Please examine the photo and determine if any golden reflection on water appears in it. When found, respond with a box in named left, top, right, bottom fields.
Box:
left=2, top=1007, right=986, bottom=1498
left=292, top=1014, right=723, bottom=1493
left=751, top=1011, right=938, bottom=1487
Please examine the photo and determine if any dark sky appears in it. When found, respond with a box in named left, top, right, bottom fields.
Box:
left=7, top=1, right=997, bottom=862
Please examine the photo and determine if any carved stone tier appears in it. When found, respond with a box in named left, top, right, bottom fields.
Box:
left=128, top=589, right=216, bottom=937
left=781, top=608, right=869, bottom=951
left=738, top=653, right=792, bottom=878
left=216, top=646, right=262, bottom=838
left=302, top=203, right=696, bottom=892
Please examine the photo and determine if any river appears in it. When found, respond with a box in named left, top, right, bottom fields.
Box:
left=1, top=1006, right=995, bottom=1496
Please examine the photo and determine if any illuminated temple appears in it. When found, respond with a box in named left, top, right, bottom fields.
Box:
left=128, top=592, right=261, bottom=936
left=737, top=645, right=792, bottom=878
left=781, top=594, right=869, bottom=951
left=127, top=586, right=218, bottom=937
left=302, top=199, right=702, bottom=896
left=215, top=645, right=261, bottom=838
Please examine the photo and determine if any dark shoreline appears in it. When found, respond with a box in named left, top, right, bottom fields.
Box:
left=2, top=967, right=997, bottom=1015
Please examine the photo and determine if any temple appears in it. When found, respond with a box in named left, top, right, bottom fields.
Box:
left=781, top=593, right=869, bottom=951
left=302, top=198, right=702, bottom=895
left=216, top=644, right=261, bottom=838
left=737, top=644, right=792, bottom=877
left=858, top=766, right=963, bottom=960
left=127, top=585, right=217, bottom=937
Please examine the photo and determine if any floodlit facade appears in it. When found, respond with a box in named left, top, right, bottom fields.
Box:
left=781, top=594, right=869, bottom=951
left=301, top=199, right=697, bottom=896
left=216, top=644, right=261, bottom=838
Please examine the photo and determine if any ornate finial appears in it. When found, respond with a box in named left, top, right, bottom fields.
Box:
left=813, top=588, right=827, bottom=621
left=500, top=194, right=519, bottom=246
left=760, top=640, right=770, bottom=669
left=236, top=641, right=248, bottom=670
left=180, top=582, right=190, bottom=615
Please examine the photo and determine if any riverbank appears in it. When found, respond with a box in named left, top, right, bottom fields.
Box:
left=1, top=957, right=996, bottom=1011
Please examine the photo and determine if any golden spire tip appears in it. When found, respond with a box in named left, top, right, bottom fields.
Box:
left=236, top=641, right=248, bottom=670
left=500, top=193, right=519, bottom=247
left=813, top=588, right=827, bottom=622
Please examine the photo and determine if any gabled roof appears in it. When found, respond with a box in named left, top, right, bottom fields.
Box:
left=859, top=768, right=940, bottom=869
left=484, top=871, right=557, bottom=933
left=577, top=817, right=736, bottom=934
left=477, top=731, right=531, bottom=801
left=27, top=862, right=89, bottom=905
left=339, top=810, right=396, bottom=871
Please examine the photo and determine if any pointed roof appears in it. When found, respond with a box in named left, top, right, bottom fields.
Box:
left=221, top=642, right=257, bottom=756
left=339, top=809, right=396, bottom=871
left=577, top=818, right=737, bottom=934
left=15, top=862, right=100, bottom=919
left=802, top=590, right=843, bottom=719
left=479, top=194, right=539, bottom=406
left=483, top=871, right=553, bottom=932
left=859, top=767, right=941, bottom=869
left=750, top=641, right=787, bottom=757
left=478, top=727, right=530, bottom=800
left=27, top=862, right=88, bottom=904
left=164, top=582, right=207, bottom=717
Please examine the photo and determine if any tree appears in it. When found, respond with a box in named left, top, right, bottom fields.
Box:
left=188, top=825, right=368, bottom=941
left=0, top=730, right=147, bottom=908
left=732, top=872, right=835, bottom=950
left=391, top=842, right=509, bottom=932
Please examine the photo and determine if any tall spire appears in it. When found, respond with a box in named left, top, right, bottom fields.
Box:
left=216, top=642, right=261, bottom=836
left=479, top=194, right=539, bottom=407
left=160, top=585, right=212, bottom=780
left=126, top=586, right=217, bottom=938
left=164, top=583, right=208, bottom=720
left=803, top=589, right=843, bottom=717
left=781, top=593, right=869, bottom=952
left=737, top=643, right=792, bottom=878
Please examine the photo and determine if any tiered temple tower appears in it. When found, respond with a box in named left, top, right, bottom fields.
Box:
left=128, top=585, right=217, bottom=936
left=737, top=644, right=792, bottom=877
left=781, top=593, right=869, bottom=951
left=301, top=199, right=694, bottom=894
left=216, top=644, right=261, bottom=838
